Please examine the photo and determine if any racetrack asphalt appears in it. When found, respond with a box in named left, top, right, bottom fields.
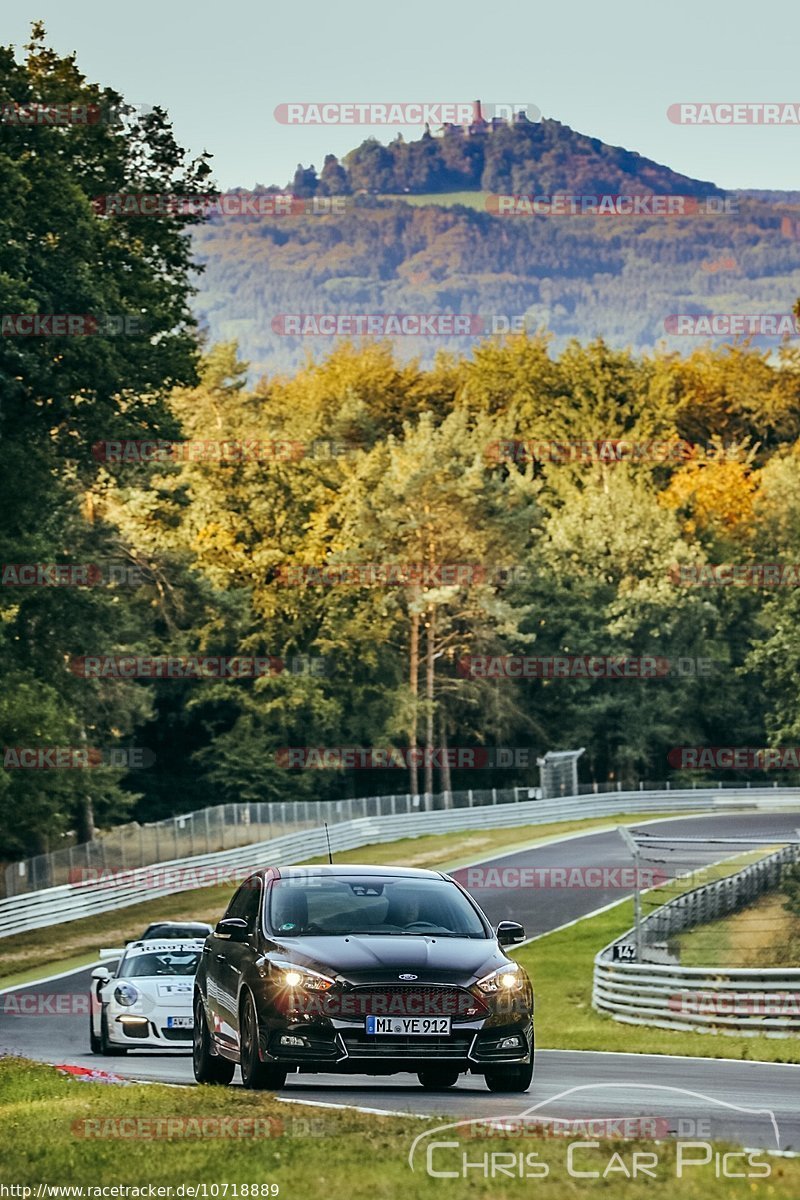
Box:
left=2, top=810, right=799, bottom=1150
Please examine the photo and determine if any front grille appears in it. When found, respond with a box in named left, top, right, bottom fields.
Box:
left=160, top=1027, right=192, bottom=1041
left=120, top=1022, right=150, bottom=1040
left=332, top=985, right=485, bottom=1024
left=341, top=1030, right=474, bottom=1060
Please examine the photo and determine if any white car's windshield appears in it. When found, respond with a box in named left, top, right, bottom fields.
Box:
left=268, top=877, right=488, bottom=938
left=142, top=924, right=208, bottom=940
left=120, top=950, right=200, bottom=977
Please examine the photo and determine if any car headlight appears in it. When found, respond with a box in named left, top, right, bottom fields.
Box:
left=475, top=963, right=524, bottom=994
left=274, top=961, right=334, bottom=991
left=114, top=983, right=139, bottom=1006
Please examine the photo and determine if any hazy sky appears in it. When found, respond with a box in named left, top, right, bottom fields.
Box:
left=5, top=1, right=800, bottom=192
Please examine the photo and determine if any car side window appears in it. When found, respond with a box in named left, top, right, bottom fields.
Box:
left=224, top=877, right=262, bottom=933
left=240, top=878, right=262, bottom=934
left=224, top=884, right=251, bottom=922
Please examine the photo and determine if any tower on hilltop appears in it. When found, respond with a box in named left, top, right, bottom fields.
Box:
left=469, top=99, right=487, bottom=134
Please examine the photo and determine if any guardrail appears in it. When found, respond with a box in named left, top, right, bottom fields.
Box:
left=4, top=787, right=538, bottom=897
left=5, top=778, right=794, bottom=898
left=593, top=960, right=800, bottom=1036
left=593, top=844, right=800, bottom=1036
left=1, top=786, right=797, bottom=940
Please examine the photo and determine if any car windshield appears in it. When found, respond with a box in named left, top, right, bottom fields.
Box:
left=120, top=951, right=200, bottom=978
left=267, top=877, right=488, bottom=938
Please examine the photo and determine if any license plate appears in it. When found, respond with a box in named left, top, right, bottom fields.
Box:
left=365, top=1016, right=451, bottom=1035
left=166, top=1016, right=193, bottom=1029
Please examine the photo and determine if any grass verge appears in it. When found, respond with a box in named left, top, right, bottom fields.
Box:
left=0, top=810, right=688, bottom=987
left=675, top=891, right=800, bottom=967
left=0, top=1057, right=797, bottom=1195
left=514, top=897, right=800, bottom=1063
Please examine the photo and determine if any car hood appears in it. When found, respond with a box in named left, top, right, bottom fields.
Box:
left=269, top=935, right=510, bottom=984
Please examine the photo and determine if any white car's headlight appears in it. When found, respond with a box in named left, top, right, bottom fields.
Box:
left=114, top=983, right=139, bottom=1006
left=475, top=963, right=524, bottom=994
left=273, top=961, right=334, bottom=991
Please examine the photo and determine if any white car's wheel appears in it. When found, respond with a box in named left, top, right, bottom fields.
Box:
left=89, top=1007, right=102, bottom=1054
left=100, top=1009, right=128, bottom=1056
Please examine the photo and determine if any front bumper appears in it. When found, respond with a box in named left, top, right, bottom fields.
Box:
left=253, top=975, right=534, bottom=1073
left=258, top=1017, right=534, bottom=1074
left=105, top=1005, right=194, bottom=1049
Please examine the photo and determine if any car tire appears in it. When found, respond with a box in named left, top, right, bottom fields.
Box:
left=193, top=993, right=235, bottom=1085
left=239, top=991, right=287, bottom=1091
left=100, top=1010, right=128, bottom=1056
left=484, top=1060, right=533, bottom=1093
left=89, top=1007, right=102, bottom=1054
left=417, top=1068, right=460, bottom=1090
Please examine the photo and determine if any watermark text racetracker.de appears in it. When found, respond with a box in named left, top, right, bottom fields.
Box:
left=486, top=438, right=696, bottom=464
left=70, top=1115, right=325, bottom=1139
left=487, top=193, right=735, bottom=217
left=668, top=746, right=800, bottom=770
left=1, top=314, right=147, bottom=337
left=665, top=314, right=800, bottom=337
left=2, top=992, right=92, bottom=1016
left=93, top=192, right=349, bottom=218
left=271, top=313, right=534, bottom=337
left=275, top=747, right=534, bottom=770
left=669, top=991, right=800, bottom=1018
left=452, top=865, right=669, bottom=889
left=0, top=102, right=101, bottom=125
left=2, top=563, right=147, bottom=588
left=273, top=101, right=541, bottom=125
left=668, top=102, right=800, bottom=124
left=92, top=439, right=306, bottom=464
left=670, top=563, right=800, bottom=587
left=67, top=864, right=271, bottom=888
left=68, top=655, right=327, bottom=679
left=273, top=562, right=530, bottom=586
left=3, top=746, right=153, bottom=770
left=458, top=655, right=719, bottom=680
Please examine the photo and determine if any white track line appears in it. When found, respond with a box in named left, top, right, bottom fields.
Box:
left=0, top=960, right=106, bottom=996
left=275, top=1096, right=432, bottom=1119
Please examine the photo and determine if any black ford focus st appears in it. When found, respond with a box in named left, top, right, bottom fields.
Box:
left=193, top=865, right=534, bottom=1092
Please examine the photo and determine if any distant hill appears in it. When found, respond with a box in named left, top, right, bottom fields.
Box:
left=284, top=114, right=724, bottom=200
left=191, top=118, right=800, bottom=377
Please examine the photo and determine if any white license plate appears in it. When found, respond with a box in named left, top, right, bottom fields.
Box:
left=166, top=1016, right=193, bottom=1029
left=365, top=1016, right=451, bottom=1036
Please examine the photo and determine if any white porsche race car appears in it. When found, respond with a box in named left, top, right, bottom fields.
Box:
left=90, top=939, right=203, bottom=1054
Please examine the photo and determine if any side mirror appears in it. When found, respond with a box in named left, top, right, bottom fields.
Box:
left=496, top=921, right=525, bottom=946
left=215, top=917, right=249, bottom=942
left=99, top=948, right=124, bottom=960
left=91, top=967, right=111, bottom=982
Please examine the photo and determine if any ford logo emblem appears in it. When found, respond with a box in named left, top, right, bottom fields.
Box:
left=398, top=973, right=418, bottom=981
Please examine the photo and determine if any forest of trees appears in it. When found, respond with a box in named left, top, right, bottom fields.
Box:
left=4, top=31, right=800, bottom=864
left=192, top=188, right=800, bottom=377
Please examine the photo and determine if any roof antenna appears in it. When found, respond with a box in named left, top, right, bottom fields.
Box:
left=324, top=821, right=334, bottom=864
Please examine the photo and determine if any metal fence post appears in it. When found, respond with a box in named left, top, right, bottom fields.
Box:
left=618, top=826, right=642, bottom=961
